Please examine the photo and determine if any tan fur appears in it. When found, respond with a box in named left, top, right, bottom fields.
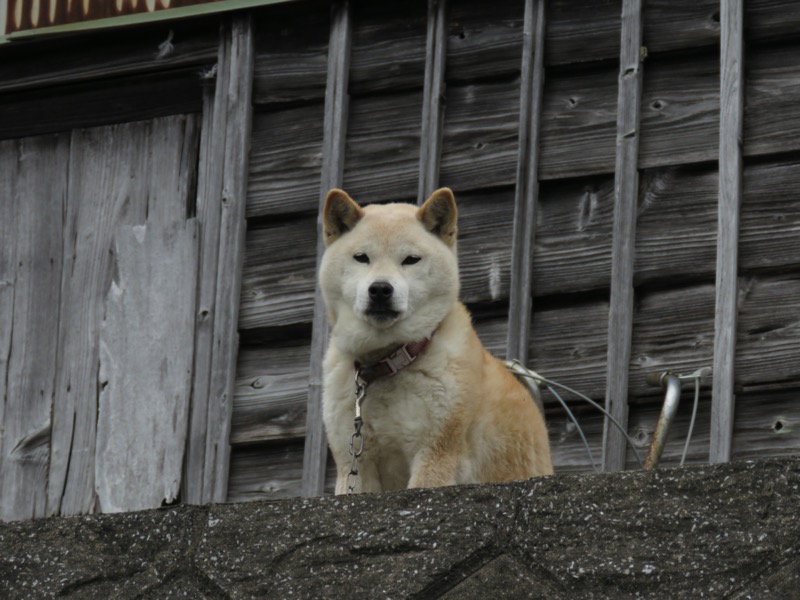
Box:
left=320, top=188, right=552, bottom=494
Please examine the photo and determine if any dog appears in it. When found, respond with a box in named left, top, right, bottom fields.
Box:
left=320, top=187, right=553, bottom=494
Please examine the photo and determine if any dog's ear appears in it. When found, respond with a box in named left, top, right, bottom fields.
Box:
left=417, top=188, right=457, bottom=247
left=323, top=189, right=364, bottom=245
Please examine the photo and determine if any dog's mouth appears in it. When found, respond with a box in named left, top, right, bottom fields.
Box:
left=364, top=307, right=400, bottom=322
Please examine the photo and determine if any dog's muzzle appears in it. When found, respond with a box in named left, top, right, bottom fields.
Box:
left=365, top=281, right=399, bottom=321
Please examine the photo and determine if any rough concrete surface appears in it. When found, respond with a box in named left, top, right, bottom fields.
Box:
left=1, top=458, right=799, bottom=599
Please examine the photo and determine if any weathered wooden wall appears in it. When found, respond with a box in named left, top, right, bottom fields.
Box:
left=228, top=0, right=800, bottom=500
left=1, top=0, right=798, bottom=514
left=0, top=17, right=252, bottom=520
left=0, top=116, right=202, bottom=520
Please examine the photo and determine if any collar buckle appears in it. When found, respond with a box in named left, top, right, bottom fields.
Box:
left=380, top=344, right=415, bottom=376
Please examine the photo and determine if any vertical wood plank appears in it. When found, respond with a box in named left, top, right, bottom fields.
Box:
left=49, top=123, right=152, bottom=516
left=0, top=135, right=67, bottom=521
left=0, top=140, right=14, bottom=512
left=95, top=220, right=198, bottom=513
left=146, top=116, right=200, bottom=225
left=710, top=0, right=744, bottom=464
left=602, top=0, right=644, bottom=472
left=418, top=0, right=448, bottom=203
left=506, top=0, right=545, bottom=364
left=302, top=0, right=352, bottom=498
left=186, top=15, right=255, bottom=504
left=185, top=36, right=231, bottom=505
left=208, top=14, right=254, bottom=502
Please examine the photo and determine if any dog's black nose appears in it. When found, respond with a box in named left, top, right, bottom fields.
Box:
left=368, top=281, right=394, bottom=301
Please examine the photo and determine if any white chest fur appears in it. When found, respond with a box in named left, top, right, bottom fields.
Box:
left=322, top=348, right=454, bottom=491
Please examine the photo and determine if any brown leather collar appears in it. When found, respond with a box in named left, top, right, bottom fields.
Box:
left=354, top=336, right=432, bottom=386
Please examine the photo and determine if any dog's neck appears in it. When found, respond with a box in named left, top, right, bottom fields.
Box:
left=354, top=335, right=433, bottom=385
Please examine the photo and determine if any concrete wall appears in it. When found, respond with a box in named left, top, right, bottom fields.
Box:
left=2, top=458, right=799, bottom=598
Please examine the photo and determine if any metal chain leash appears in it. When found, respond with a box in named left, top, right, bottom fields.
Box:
left=346, top=372, right=367, bottom=494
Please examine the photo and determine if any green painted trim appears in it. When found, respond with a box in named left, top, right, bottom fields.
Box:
left=0, top=0, right=295, bottom=45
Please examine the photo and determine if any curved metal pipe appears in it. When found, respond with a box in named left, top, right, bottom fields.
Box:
left=644, top=373, right=682, bottom=470
left=504, top=360, right=544, bottom=414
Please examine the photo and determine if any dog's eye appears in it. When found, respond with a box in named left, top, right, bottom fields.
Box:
left=402, top=255, right=421, bottom=266
left=353, top=253, right=370, bottom=264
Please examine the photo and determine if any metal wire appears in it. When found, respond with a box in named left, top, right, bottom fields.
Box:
left=680, top=374, right=702, bottom=467
left=509, top=362, right=644, bottom=469
left=545, top=383, right=598, bottom=473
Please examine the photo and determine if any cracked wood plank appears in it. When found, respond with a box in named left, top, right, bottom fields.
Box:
left=0, top=135, right=68, bottom=521
left=95, top=220, right=197, bottom=513
left=49, top=125, right=149, bottom=516
left=47, top=116, right=199, bottom=517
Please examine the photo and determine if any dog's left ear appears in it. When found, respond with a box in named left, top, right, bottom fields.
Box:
left=417, top=188, right=457, bottom=247
left=323, top=189, right=365, bottom=246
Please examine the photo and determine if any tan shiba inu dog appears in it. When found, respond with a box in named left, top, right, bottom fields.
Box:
left=320, top=187, right=553, bottom=494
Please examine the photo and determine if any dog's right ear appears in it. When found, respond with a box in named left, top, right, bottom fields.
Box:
left=418, top=187, right=457, bottom=248
left=323, top=189, right=364, bottom=245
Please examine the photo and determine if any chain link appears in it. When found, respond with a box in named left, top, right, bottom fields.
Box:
left=346, top=375, right=367, bottom=494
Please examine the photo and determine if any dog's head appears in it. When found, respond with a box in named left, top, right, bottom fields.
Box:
left=319, top=188, right=460, bottom=352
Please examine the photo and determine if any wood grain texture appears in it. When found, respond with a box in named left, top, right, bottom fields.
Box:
left=239, top=219, right=319, bottom=330
left=186, top=61, right=231, bottom=506
left=0, top=69, right=203, bottom=140
left=0, top=20, right=218, bottom=94
left=51, top=116, right=199, bottom=517
left=239, top=157, right=800, bottom=331
left=735, top=276, right=800, bottom=391
left=50, top=124, right=150, bottom=516
left=711, top=0, right=744, bottom=464
left=418, top=0, right=448, bottom=202
left=185, top=16, right=254, bottom=505
left=232, top=275, right=800, bottom=447
left=246, top=42, right=800, bottom=219
left=551, top=387, right=800, bottom=472
left=349, top=0, right=427, bottom=95
left=342, top=91, right=423, bottom=203
left=603, top=0, right=644, bottom=472
left=541, top=54, right=718, bottom=181
left=629, top=284, right=716, bottom=396
left=206, top=15, right=255, bottom=502
left=95, top=220, right=197, bottom=514
left=744, top=43, right=800, bottom=157
left=303, top=0, right=353, bottom=498
left=246, top=104, right=325, bottom=218
left=745, top=0, right=800, bottom=44
left=457, top=190, right=515, bottom=304
left=547, top=0, right=720, bottom=66
left=233, top=343, right=311, bottom=445
left=228, top=442, right=336, bottom=502
left=440, top=79, right=520, bottom=191
left=446, top=0, right=524, bottom=82
left=0, top=141, right=13, bottom=516
left=506, top=0, right=545, bottom=364
left=252, top=0, right=330, bottom=104
left=545, top=0, right=800, bottom=67
left=226, top=385, right=799, bottom=492
left=0, top=135, right=68, bottom=521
